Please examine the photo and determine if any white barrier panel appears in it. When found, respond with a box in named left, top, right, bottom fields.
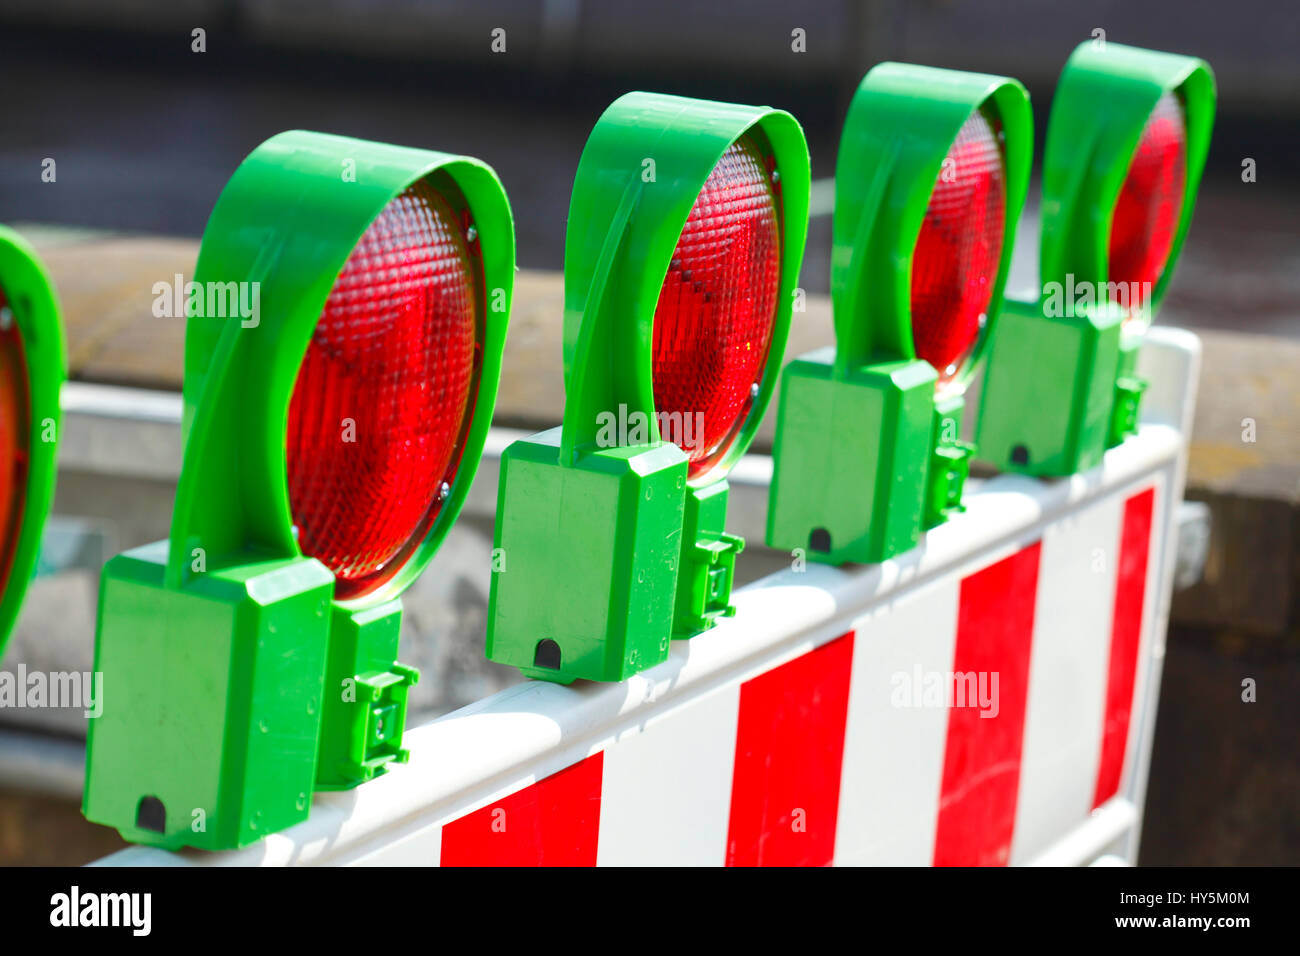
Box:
left=95, top=327, right=1198, bottom=867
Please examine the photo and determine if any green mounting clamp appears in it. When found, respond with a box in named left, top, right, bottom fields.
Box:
left=83, top=131, right=515, bottom=850
left=486, top=91, right=810, bottom=683
left=0, top=226, right=65, bottom=659
left=674, top=481, right=744, bottom=638
left=1107, top=330, right=1148, bottom=447
left=1109, top=375, right=1148, bottom=447
left=924, top=394, right=974, bottom=528
left=977, top=42, right=1215, bottom=475
left=767, top=63, right=1031, bottom=565
left=315, top=601, right=420, bottom=789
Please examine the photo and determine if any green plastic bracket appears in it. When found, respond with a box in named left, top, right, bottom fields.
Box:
left=0, top=226, right=65, bottom=658
left=673, top=481, right=743, bottom=638
left=315, top=601, right=419, bottom=789
left=486, top=92, right=809, bottom=683
left=767, top=63, right=1031, bottom=565
left=84, top=132, right=515, bottom=850
left=1108, top=375, right=1148, bottom=447
left=1107, top=333, right=1148, bottom=447
left=923, top=394, right=973, bottom=529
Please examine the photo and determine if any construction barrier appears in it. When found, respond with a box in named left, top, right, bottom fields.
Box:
left=94, top=325, right=1196, bottom=867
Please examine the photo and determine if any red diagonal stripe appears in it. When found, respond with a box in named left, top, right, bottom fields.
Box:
left=726, top=632, right=855, bottom=867
left=1093, top=486, right=1156, bottom=807
left=933, top=542, right=1041, bottom=866
left=440, top=752, right=603, bottom=866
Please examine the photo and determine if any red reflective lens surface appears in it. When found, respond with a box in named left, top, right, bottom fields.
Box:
left=652, top=135, right=781, bottom=480
left=287, top=180, right=480, bottom=600
left=910, top=109, right=1006, bottom=393
left=1109, top=92, right=1186, bottom=325
left=0, top=287, right=31, bottom=594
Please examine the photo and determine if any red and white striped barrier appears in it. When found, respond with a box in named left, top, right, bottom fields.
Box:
left=96, top=327, right=1197, bottom=867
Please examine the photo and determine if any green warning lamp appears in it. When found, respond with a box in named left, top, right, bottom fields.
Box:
left=766, top=64, right=1031, bottom=565
left=976, top=42, right=1215, bottom=475
left=0, top=226, right=65, bottom=656
left=485, top=91, right=810, bottom=684
left=83, top=131, right=514, bottom=850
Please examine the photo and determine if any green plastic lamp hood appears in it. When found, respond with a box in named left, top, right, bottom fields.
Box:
left=0, top=226, right=66, bottom=657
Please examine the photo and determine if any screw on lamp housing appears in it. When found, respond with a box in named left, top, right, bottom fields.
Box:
left=82, top=131, right=515, bottom=851
left=766, top=64, right=1032, bottom=566
left=0, top=226, right=65, bottom=658
left=485, top=91, right=810, bottom=685
left=976, top=42, right=1215, bottom=476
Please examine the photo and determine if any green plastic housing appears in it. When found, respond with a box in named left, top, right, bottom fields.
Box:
left=767, top=64, right=1031, bottom=565
left=976, top=299, right=1123, bottom=476
left=768, top=348, right=936, bottom=563
left=485, top=428, right=686, bottom=683
left=84, top=132, right=515, bottom=850
left=486, top=92, right=810, bottom=683
left=977, top=42, right=1215, bottom=475
left=83, top=543, right=333, bottom=850
left=0, top=226, right=66, bottom=657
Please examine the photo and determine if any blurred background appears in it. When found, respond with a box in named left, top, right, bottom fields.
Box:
left=0, top=0, right=1296, bottom=865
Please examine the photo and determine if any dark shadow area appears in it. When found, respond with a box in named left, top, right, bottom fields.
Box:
left=1140, top=624, right=1300, bottom=865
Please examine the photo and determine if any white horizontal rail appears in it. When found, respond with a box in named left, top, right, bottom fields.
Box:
left=55, top=391, right=777, bottom=539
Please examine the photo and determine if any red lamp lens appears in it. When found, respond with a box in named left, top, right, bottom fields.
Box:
left=0, top=288, right=31, bottom=594
left=1109, top=92, right=1187, bottom=325
left=910, top=109, right=1006, bottom=393
left=651, top=135, right=781, bottom=480
left=286, top=179, right=480, bottom=600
